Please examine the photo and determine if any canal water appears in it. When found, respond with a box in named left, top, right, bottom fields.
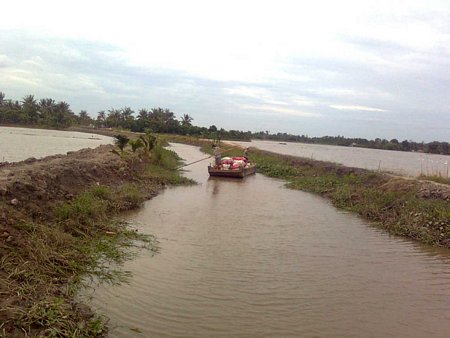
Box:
left=227, top=140, right=450, bottom=178
left=0, top=126, right=113, bottom=162
left=88, top=143, right=450, bottom=338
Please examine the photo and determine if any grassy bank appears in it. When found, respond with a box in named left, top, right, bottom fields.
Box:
left=0, top=143, right=193, bottom=337
left=164, top=135, right=449, bottom=248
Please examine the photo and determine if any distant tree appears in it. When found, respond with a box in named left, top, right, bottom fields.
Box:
left=137, top=109, right=149, bottom=120
left=426, top=141, right=440, bottom=154
left=106, top=108, right=122, bottom=128
left=180, top=113, right=193, bottom=126
left=440, top=142, right=449, bottom=155
left=78, top=110, right=93, bottom=126
left=50, top=101, right=75, bottom=128
left=401, top=140, right=411, bottom=151
left=21, top=95, right=38, bottom=124
left=96, top=110, right=106, bottom=127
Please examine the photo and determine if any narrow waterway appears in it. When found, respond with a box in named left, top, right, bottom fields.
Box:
left=88, top=143, right=450, bottom=337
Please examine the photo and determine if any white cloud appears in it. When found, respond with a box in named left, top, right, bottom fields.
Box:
left=330, top=105, right=388, bottom=112
left=291, top=97, right=316, bottom=107
left=240, top=104, right=322, bottom=118
left=226, top=86, right=290, bottom=106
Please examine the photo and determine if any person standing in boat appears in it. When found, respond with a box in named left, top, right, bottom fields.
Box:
left=213, top=144, right=222, bottom=167
left=243, top=147, right=249, bottom=161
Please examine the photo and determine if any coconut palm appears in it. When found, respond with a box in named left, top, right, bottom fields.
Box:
left=113, top=134, right=130, bottom=154
left=129, top=138, right=144, bottom=153
left=0, top=92, right=5, bottom=106
left=180, top=113, right=193, bottom=126
left=139, top=131, right=157, bottom=158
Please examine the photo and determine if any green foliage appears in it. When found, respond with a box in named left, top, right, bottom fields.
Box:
left=116, top=184, right=144, bottom=209
left=113, top=134, right=130, bottom=153
left=129, top=138, right=144, bottom=153
left=418, top=174, right=450, bottom=185
left=0, top=92, right=77, bottom=128
left=139, top=130, right=158, bottom=157
left=55, top=190, right=109, bottom=227
left=151, top=145, right=177, bottom=169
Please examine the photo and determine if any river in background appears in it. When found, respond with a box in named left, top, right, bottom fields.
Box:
left=227, top=140, right=450, bottom=177
left=0, top=126, right=113, bottom=162
left=87, top=143, right=450, bottom=338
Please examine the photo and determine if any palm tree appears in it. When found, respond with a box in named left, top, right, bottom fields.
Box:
left=106, top=108, right=122, bottom=127
left=78, top=110, right=93, bottom=126
left=137, top=109, right=149, bottom=120
left=113, top=134, right=130, bottom=154
left=21, top=95, right=38, bottom=124
left=139, top=131, right=157, bottom=158
left=180, top=113, right=193, bottom=126
left=121, top=107, right=135, bottom=121
left=96, top=111, right=106, bottom=127
left=129, top=138, right=144, bottom=153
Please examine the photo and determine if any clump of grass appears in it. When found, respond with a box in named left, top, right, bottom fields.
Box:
left=418, top=174, right=450, bottom=185
left=55, top=190, right=110, bottom=234
left=137, top=144, right=196, bottom=186
left=115, top=183, right=145, bottom=210
left=152, top=145, right=178, bottom=169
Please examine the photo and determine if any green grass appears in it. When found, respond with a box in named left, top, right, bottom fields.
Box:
left=418, top=174, right=450, bottom=185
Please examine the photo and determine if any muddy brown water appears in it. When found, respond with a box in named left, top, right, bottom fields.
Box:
left=86, top=143, right=450, bottom=337
left=0, top=127, right=112, bottom=162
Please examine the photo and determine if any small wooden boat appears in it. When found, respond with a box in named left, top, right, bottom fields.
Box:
left=208, top=164, right=256, bottom=178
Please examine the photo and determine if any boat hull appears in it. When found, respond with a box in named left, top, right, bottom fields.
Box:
left=208, top=164, right=256, bottom=178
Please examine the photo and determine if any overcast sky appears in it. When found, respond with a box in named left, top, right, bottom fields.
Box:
left=1, top=0, right=449, bottom=142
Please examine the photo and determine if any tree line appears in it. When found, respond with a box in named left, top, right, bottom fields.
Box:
left=0, top=92, right=448, bottom=154
left=0, top=92, right=250, bottom=141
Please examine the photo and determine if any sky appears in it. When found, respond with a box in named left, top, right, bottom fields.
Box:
left=0, top=0, right=449, bottom=142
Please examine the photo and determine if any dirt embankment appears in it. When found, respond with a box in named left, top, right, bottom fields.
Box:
left=0, top=145, right=137, bottom=227
left=0, top=144, right=169, bottom=256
